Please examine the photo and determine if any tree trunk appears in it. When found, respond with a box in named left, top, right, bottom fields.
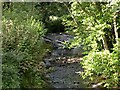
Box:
left=102, top=36, right=109, bottom=50
left=113, top=13, right=119, bottom=45
left=95, top=2, right=109, bottom=51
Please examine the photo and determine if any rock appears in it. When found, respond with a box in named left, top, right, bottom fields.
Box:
left=43, top=33, right=87, bottom=88
left=44, top=59, right=52, bottom=68
left=40, top=61, right=46, bottom=67
left=45, top=74, right=50, bottom=78
left=92, top=82, right=103, bottom=88
left=44, top=58, right=53, bottom=62
left=43, top=33, right=84, bottom=57
left=43, top=33, right=74, bottom=48
left=71, top=46, right=83, bottom=56
left=51, top=50, right=59, bottom=56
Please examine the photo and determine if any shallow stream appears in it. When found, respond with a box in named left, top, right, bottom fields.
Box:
left=43, top=33, right=87, bottom=88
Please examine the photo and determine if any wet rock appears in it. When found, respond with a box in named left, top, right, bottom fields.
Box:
left=47, top=63, right=86, bottom=88
left=43, top=33, right=84, bottom=57
left=44, top=58, right=53, bottom=62
left=43, top=33, right=74, bottom=48
left=43, top=33, right=87, bottom=88
left=51, top=50, right=60, bottom=56
left=44, top=59, right=52, bottom=68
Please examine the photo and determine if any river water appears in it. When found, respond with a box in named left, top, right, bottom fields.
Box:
left=43, top=33, right=87, bottom=88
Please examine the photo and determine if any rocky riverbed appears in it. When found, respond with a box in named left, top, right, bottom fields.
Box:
left=43, top=33, right=87, bottom=88
left=44, top=57, right=87, bottom=88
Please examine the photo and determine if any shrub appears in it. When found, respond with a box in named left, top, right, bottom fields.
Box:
left=81, top=46, right=119, bottom=88
left=2, top=3, right=51, bottom=88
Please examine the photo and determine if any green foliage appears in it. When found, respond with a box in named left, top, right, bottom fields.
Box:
left=81, top=45, right=119, bottom=88
left=61, top=2, right=120, bottom=88
left=62, top=2, right=119, bottom=50
left=2, top=2, right=120, bottom=88
left=2, top=3, right=51, bottom=88
left=35, top=2, right=70, bottom=33
left=2, top=51, right=20, bottom=88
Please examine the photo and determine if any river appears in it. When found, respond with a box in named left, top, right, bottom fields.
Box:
left=43, top=33, right=87, bottom=88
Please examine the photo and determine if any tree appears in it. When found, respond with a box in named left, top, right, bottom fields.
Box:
left=62, top=1, right=120, bottom=87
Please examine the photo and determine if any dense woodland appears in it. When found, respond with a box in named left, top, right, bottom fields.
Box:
left=2, top=1, right=120, bottom=88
